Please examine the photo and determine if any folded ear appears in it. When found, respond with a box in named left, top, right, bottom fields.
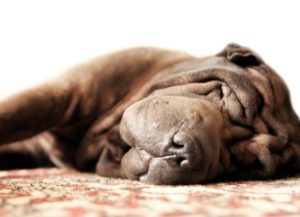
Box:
left=76, top=124, right=129, bottom=178
left=95, top=125, right=130, bottom=178
left=217, top=43, right=264, bottom=67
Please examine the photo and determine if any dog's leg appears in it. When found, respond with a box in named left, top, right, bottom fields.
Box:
left=0, top=81, right=74, bottom=145
left=0, top=48, right=187, bottom=145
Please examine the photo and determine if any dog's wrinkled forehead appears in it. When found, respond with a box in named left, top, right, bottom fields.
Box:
left=117, top=43, right=300, bottom=185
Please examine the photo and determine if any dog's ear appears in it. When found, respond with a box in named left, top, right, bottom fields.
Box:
left=217, top=43, right=263, bottom=67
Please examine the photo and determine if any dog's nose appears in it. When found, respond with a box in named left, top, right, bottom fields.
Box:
left=163, top=132, right=200, bottom=170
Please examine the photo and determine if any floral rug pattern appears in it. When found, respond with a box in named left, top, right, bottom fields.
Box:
left=0, top=168, right=299, bottom=217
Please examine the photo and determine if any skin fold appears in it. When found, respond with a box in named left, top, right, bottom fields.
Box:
left=0, top=44, right=299, bottom=185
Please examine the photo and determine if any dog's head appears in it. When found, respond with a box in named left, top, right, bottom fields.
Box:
left=113, top=44, right=300, bottom=185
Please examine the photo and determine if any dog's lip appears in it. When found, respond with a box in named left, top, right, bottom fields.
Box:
left=136, top=154, right=172, bottom=181
left=121, top=147, right=153, bottom=179
left=139, top=172, right=148, bottom=182
left=138, top=154, right=188, bottom=183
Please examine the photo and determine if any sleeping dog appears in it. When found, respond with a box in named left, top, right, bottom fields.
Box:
left=0, top=44, right=299, bottom=184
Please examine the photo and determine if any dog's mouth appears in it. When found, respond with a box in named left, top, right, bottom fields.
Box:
left=120, top=146, right=208, bottom=185
left=138, top=155, right=177, bottom=182
left=120, top=147, right=152, bottom=181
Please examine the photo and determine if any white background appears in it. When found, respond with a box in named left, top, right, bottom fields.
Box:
left=0, top=0, right=299, bottom=114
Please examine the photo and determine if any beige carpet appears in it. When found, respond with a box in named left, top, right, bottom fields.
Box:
left=0, top=168, right=299, bottom=217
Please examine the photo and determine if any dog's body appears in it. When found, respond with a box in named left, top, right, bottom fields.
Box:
left=0, top=44, right=299, bottom=184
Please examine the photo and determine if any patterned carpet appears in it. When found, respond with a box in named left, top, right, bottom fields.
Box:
left=0, top=168, right=299, bottom=217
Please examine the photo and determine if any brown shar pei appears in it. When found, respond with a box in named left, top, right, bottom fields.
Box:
left=0, top=44, right=300, bottom=184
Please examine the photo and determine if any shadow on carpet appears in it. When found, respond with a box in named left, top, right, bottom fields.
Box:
left=0, top=168, right=299, bottom=217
